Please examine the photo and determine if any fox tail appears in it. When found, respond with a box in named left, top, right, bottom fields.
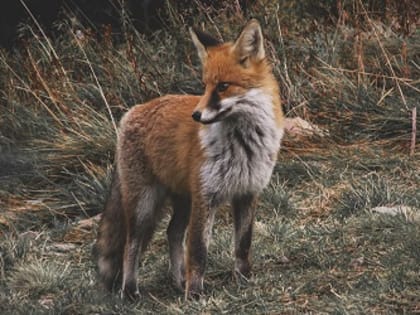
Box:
left=95, top=170, right=126, bottom=292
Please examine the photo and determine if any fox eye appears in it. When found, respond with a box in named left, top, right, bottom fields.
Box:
left=216, top=82, right=229, bottom=93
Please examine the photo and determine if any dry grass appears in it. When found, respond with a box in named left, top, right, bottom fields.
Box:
left=1, top=1, right=419, bottom=313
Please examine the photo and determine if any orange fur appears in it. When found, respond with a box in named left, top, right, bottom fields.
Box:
left=96, top=19, right=284, bottom=300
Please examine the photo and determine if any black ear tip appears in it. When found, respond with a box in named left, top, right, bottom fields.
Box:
left=191, top=28, right=222, bottom=47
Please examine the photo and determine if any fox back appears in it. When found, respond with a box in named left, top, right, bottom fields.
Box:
left=96, top=19, right=284, bottom=300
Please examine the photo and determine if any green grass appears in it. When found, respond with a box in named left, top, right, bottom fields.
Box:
left=1, top=1, right=419, bottom=313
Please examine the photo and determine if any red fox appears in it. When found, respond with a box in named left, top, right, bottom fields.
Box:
left=96, top=19, right=284, bottom=299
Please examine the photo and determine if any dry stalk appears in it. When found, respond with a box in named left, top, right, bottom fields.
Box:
left=354, top=0, right=365, bottom=85
left=72, top=31, right=118, bottom=135
left=357, top=0, right=408, bottom=110
left=19, top=0, right=74, bottom=93
left=316, top=58, right=417, bottom=92
left=275, top=6, right=294, bottom=106
left=192, top=0, right=223, bottom=39
left=26, top=49, right=67, bottom=117
left=355, top=32, right=366, bottom=85
left=1, top=57, right=63, bottom=126
left=126, top=35, right=146, bottom=92
left=411, top=107, right=417, bottom=156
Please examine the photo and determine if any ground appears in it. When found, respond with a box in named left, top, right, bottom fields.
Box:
left=1, top=1, right=419, bottom=314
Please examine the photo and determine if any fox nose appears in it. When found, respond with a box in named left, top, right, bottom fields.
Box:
left=192, top=111, right=202, bottom=122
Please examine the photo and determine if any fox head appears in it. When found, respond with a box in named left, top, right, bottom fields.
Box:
left=190, top=19, right=278, bottom=124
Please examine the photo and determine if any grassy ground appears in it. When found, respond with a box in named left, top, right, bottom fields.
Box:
left=1, top=1, right=419, bottom=314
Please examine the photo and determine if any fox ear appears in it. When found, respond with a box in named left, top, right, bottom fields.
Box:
left=233, top=19, right=265, bottom=65
left=190, top=28, right=221, bottom=63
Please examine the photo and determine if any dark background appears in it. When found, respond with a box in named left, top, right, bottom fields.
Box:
left=0, top=0, right=261, bottom=48
left=1, top=0, right=416, bottom=49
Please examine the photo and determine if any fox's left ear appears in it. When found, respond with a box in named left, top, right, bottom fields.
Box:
left=190, top=28, right=221, bottom=64
left=233, top=19, right=265, bottom=65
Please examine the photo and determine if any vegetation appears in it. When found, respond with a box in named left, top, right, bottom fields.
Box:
left=1, top=1, right=419, bottom=313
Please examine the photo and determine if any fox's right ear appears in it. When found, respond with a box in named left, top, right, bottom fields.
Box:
left=233, top=19, right=265, bottom=66
left=189, top=28, right=221, bottom=64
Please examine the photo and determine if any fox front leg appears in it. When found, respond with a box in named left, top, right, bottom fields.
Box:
left=231, top=194, right=257, bottom=280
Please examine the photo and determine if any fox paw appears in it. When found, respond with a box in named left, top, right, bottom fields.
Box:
left=121, top=282, right=141, bottom=301
left=234, top=260, right=251, bottom=285
left=185, top=277, right=203, bottom=300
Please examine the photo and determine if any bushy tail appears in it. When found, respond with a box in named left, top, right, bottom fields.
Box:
left=96, top=170, right=126, bottom=292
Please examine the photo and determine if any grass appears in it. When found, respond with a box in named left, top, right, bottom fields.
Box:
left=1, top=0, right=419, bottom=313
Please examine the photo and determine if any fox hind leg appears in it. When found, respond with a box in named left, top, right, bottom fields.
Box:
left=185, top=194, right=217, bottom=299
left=167, top=194, right=191, bottom=290
left=121, top=184, right=166, bottom=299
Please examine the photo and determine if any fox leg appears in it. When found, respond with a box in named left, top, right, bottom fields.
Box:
left=231, top=194, right=256, bottom=280
left=185, top=194, right=216, bottom=299
left=167, top=194, right=191, bottom=290
left=121, top=184, right=166, bottom=299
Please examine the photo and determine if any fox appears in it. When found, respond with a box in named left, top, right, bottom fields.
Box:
left=96, top=19, right=284, bottom=299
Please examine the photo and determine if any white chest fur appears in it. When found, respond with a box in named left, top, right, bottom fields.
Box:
left=199, top=89, right=283, bottom=206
